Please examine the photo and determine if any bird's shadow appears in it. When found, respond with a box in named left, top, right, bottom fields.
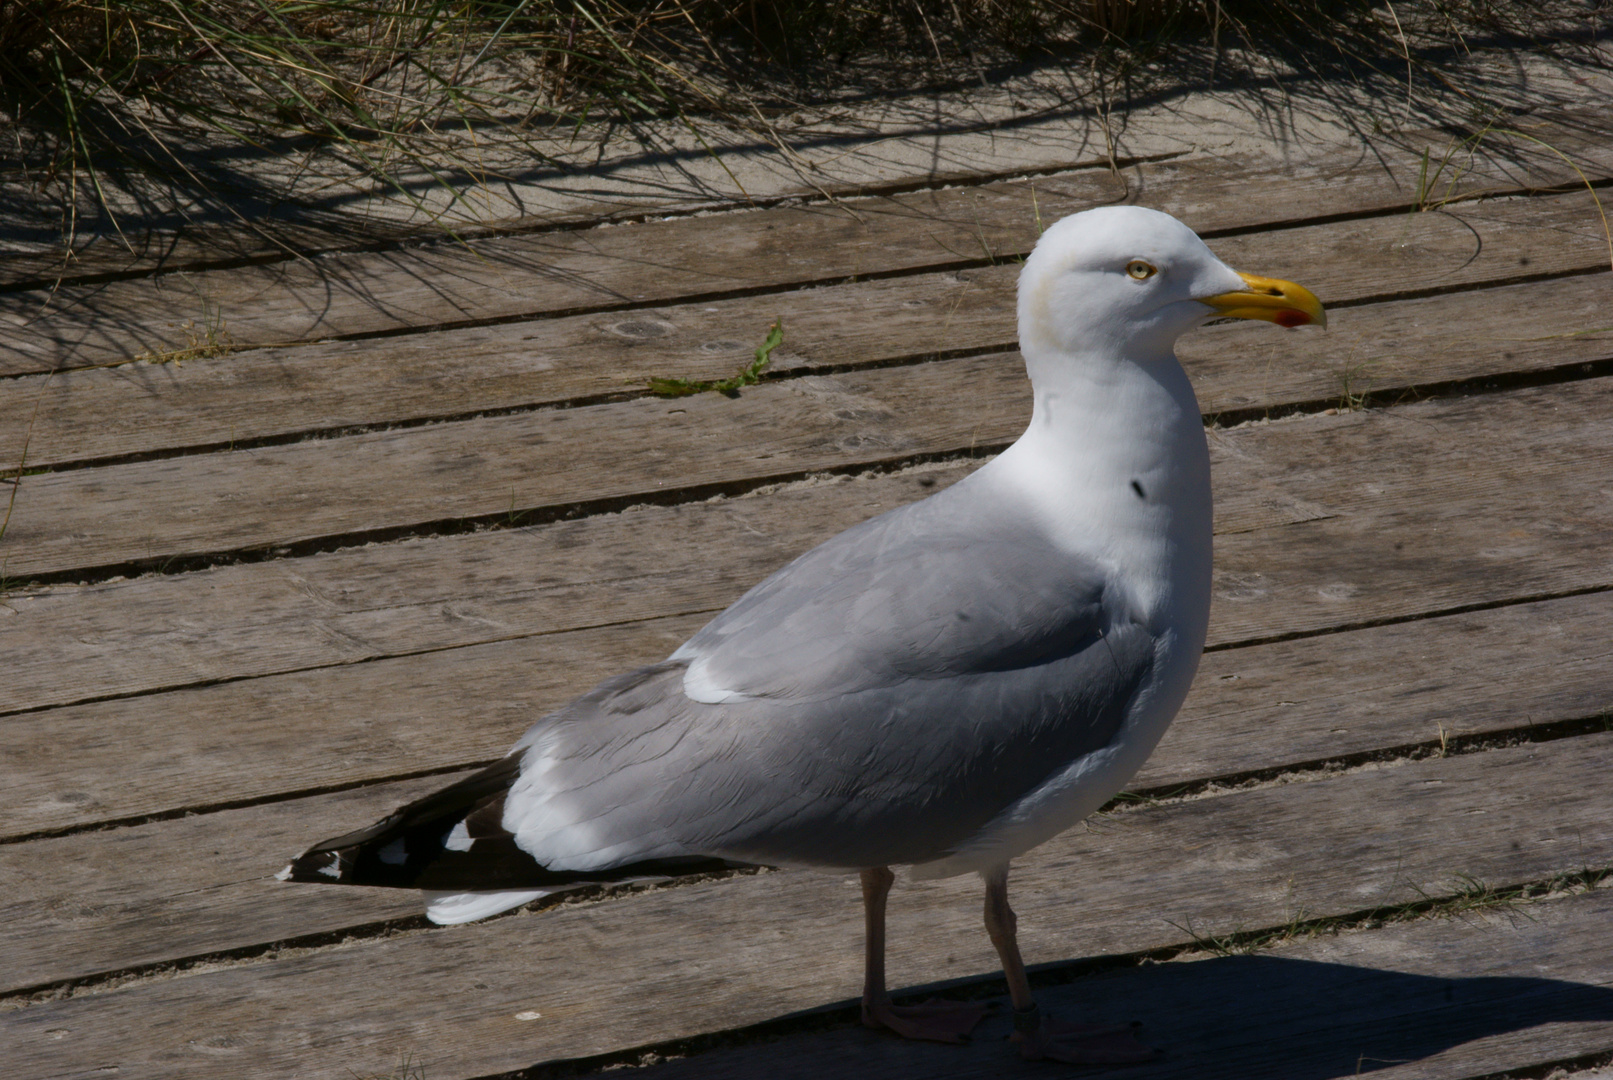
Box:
left=631, top=952, right=1613, bottom=1079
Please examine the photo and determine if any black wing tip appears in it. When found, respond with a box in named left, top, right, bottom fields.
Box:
left=277, top=846, right=356, bottom=884
left=276, top=833, right=760, bottom=891
left=275, top=754, right=524, bottom=889
left=272, top=753, right=761, bottom=891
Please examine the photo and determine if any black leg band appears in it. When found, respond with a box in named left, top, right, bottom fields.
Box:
left=1013, top=1002, right=1042, bottom=1034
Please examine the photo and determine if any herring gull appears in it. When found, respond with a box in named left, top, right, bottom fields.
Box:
left=281, top=205, right=1324, bottom=1063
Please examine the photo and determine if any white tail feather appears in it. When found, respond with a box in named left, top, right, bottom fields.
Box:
left=423, top=889, right=550, bottom=925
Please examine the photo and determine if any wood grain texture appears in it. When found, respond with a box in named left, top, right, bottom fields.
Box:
left=5, top=590, right=1611, bottom=989
left=0, top=194, right=688, bottom=293
left=8, top=572, right=1613, bottom=847
left=0, top=772, right=466, bottom=992
left=5, top=106, right=1604, bottom=291
left=7, top=113, right=1611, bottom=1080
left=4, top=121, right=1608, bottom=375
left=6, top=197, right=1613, bottom=583
left=1147, top=590, right=1613, bottom=788
left=2, top=351, right=1035, bottom=580
left=4, top=193, right=1610, bottom=472
left=4, top=733, right=1610, bottom=1074
left=1200, top=377, right=1613, bottom=644
left=0, top=219, right=417, bottom=293
left=0, top=154, right=1132, bottom=292
left=6, top=106, right=1600, bottom=293
left=630, top=888, right=1613, bottom=1080
left=4, top=616, right=707, bottom=838
left=5, top=374, right=1613, bottom=722
left=2, top=167, right=1124, bottom=373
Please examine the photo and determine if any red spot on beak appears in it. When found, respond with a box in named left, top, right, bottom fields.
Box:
left=1274, top=309, right=1309, bottom=328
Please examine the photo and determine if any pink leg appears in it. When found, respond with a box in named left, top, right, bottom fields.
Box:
left=983, top=865, right=1157, bottom=1065
left=860, top=867, right=988, bottom=1044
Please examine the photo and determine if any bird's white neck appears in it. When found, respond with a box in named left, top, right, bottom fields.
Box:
left=983, top=346, right=1213, bottom=637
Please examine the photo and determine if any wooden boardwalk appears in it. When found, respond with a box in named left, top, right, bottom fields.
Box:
left=3, top=107, right=1612, bottom=1080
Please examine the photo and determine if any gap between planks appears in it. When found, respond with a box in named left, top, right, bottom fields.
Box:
left=7, top=576, right=1613, bottom=841
left=7, top=380, right=1611, bottom=1003
left=3, top=114, right=1600, bottom=1076
left=8, top=575, right=1613, bottom=842
left=6, top=382, right=1609, bottom=1069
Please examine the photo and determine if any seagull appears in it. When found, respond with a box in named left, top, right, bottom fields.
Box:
left=281, top=205, right=1324, bottom=1063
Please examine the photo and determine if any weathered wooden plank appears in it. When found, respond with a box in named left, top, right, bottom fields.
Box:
left=0, top=201, right=654, bottom=295
left=0, top=153, right=1136, bottom=293
left=0, top=219, right=412, bottom=294
left=10, top=107, right=1609, bottom=296
left=4, top=594, right=1609, bottom=995
left=5, top=120, right=1609, bottom=375
left=7, top=117, right=1608, bottom=1080
left=5, top=200, right=1609, bottom=472
left=1197, top=378, right=1613, bottom=645
left=6, top=210, right=1612, bottom=584
left=4, top=616, right=704, bottom=839
left=7, top=106, right=1605, bottom=293
left=0, top=772, right=462, bottom=992
left=1, top=350, right=1035, bottom=580
left=1186, top=270, right=1610, bottom=417
left=4, top=733, right=1609, bottom=1075
left=9, top=568, right=1613, bottom=848
left=6, top=376, right=1612, bottom=722
left=630, top=888, right=1613, bottom=1080
left=1146, top=589, right=1613, bottom=789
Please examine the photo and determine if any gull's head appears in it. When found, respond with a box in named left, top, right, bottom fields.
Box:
left=1018, top=206, right=1324, bottom=365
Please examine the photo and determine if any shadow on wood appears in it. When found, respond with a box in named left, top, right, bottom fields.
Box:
left=634, top=951, right=1613, bottom=1079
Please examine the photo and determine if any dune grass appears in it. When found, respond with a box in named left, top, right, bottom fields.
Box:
left=0, top=0, right=1607, bottom=246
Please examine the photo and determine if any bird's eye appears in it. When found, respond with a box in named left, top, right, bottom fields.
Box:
left=1126, top=260, right=1158, bottom=280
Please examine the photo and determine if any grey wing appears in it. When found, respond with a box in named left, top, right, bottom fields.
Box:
left=504, top=487, right=1156, bottom=871
left=673, top=482, right=1146, bottom=700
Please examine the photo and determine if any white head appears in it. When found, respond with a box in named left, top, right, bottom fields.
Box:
left=1017, top=206, right=1324, bottom=374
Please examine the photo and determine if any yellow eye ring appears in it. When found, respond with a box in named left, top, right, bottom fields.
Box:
left=1126, top=260, right=1158, bottom=280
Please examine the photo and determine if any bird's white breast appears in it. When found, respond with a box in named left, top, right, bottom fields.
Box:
left=911, top=350, right=1212, bottom=879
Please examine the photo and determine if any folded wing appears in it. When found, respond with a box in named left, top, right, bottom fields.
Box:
left=284, top=482, right=1156, bottom=892
left=506, top=483, right=1156, bottom=871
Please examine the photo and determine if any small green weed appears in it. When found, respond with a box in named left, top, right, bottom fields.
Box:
left=133, top=299, right=234, bottom=365
left=1168, top=908, right=1313, bottom=958
left=0, top=462, right=24, bottom=545
left=649, top=318, right=783, bottom=399
left=1410, top=136, right=1479, bottom=213
left=1403, top=125, right=1612, bottom=272
left=0, top=362, right=56, bottom=545
left=1336, top=361, right=1371, bottom=413
left=1334, top=352, right=1403, bottom=413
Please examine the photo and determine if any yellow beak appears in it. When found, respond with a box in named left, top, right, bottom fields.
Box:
left=1201, top=272, right=1327, bottom=329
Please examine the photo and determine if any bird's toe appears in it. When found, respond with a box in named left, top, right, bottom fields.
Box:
left=863, top=997, right=990, bottom=1044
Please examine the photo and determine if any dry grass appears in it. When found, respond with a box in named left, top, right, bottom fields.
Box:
left=0, top=0, right=1607, bottom=243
